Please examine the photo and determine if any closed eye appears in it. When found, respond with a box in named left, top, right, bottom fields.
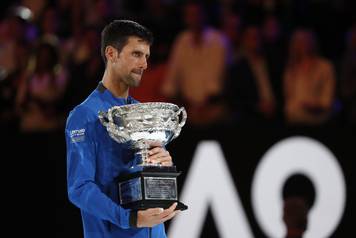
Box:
left=132, top=51, right=150, bottom=59
left=132, top=51, right=143, bottom=57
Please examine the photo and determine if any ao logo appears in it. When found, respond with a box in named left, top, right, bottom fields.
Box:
left=168, top=137, right=346, bottom=238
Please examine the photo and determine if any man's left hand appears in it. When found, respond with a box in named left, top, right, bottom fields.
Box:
left=147, top=147, right=172, bottom=166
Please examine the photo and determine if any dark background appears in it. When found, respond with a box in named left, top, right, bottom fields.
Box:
left=54, top=123, right=355, bottom=237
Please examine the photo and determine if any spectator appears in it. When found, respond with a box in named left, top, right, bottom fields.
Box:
left=226, top=25, right=276, bottom=123
left=282, top=174, right=315, bottom=238
left=339, top=24, right=356, bottom=124
left=262, top=14, right=286, bottom=112
left=162, top=2, right=229, bottom=126
left=221, top=9, right=243, bottom=63
left=16, top=40, right=68, bottom=132
left=283, top=29, right=336, bottom=125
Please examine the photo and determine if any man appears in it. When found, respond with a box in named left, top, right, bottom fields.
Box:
left=65, top=20, right=179, bottom=238
left=283, top=29, right=335, bottom=125
left=161, top=2, right=228, bottom=126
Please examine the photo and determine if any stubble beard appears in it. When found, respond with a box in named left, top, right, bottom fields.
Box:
left=126, top=73, right=141, bottom=87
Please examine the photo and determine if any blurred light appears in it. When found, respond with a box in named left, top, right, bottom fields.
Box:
left=14, top=6, right=32, bottom=21
left=0, top=67, right=8, bottom=81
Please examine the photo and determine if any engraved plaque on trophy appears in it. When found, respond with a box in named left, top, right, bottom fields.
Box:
left=99, top=102, right=188, bottom=210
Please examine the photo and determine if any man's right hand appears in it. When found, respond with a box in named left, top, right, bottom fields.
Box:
left=136, top=202, right=179, bottom=228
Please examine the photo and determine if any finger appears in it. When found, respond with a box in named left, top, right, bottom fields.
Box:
left=148, top=150, right=169, bottom=161
left=143, top=207, right=164, bottom=216
left=167, top=202, right=178, bottom=211
left=160, top=210, right=180, bottom=223
left=149, top=157, right=172, bottom=166
left=162, top=208, right=180, bottom=219
left=154, top=155, right=172, bottom=164
left=148, top=147, right=165, bottom=155
left=160, top=160, right=173, bottom=166
left=157, top=202, right=177, bottom=218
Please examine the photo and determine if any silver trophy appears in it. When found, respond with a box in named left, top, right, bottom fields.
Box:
left=98, top=102, right=188, bottom=210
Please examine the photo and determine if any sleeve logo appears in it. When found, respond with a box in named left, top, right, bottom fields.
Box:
left=70, top=129, right=86, bottom=143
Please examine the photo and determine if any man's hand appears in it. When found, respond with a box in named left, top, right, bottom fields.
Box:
left=147, top=147, right=172, bottom=166
left=137, top=202, right=179, bottom=227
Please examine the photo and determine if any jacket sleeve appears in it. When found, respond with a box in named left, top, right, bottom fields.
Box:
left=65, top=106, right=131, bottom=229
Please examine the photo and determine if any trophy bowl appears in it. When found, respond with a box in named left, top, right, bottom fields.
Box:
left=99, top=102, right=187, bottom=165
left=98, top=102, right=188, bottom=211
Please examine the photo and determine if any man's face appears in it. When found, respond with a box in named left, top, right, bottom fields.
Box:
left=113, top=36, right=150, bottom=87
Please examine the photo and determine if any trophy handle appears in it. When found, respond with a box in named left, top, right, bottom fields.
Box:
left=98, top=111, right=109, bottom=127
left=99, top=108, right=131, bottom=143
left=173, top=107, right=187, bottom=139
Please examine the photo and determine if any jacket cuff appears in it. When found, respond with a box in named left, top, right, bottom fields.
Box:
left=129, top=210, right=138, bottom=228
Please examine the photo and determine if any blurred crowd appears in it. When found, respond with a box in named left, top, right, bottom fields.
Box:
left=1, top=1, right=352, bottom=236
left=1, top=0, right=356, bottom=136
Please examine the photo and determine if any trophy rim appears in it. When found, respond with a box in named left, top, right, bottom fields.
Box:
left=112, top=102, right=180, bottom=111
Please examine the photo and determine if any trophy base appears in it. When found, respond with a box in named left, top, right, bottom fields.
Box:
left=117, top=166, right=188, bottom=211
left=122, top=200, right=188, bottom=211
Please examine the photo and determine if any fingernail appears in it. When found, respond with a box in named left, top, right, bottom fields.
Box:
left=159, top=208, right=164, bottom=213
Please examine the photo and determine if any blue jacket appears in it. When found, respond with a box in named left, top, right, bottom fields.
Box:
left=65, top=83, right=167, bottom=238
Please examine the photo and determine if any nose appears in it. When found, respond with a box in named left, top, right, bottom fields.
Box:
left=140, top=57, right=148, bottom=70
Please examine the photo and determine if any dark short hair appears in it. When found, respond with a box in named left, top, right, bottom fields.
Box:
left=101, top=20, right=153, bottom=64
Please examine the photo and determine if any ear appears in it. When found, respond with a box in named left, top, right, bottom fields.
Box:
left=105, top=46, right=118, bottom=64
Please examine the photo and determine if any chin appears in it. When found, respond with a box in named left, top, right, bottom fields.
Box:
left=129, top=79, right=141, bottom=87
left=131, top=83, right=140, bottom=87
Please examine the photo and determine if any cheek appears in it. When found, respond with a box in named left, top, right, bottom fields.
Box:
left=129, top=58, right=137, bottom=67
left=122, top=57, right=134, bottom=69
left=117, top=61, right=130, bottom=73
